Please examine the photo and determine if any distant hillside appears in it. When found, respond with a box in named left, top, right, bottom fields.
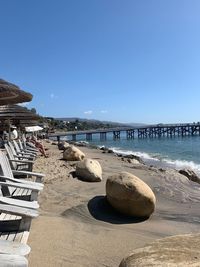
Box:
left=56, top=117, right=145, bottom=127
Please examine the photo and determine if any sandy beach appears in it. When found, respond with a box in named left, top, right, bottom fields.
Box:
left=28, top=141, right=200, bottom=267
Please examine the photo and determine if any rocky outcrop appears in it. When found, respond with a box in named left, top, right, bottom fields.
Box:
left=58, top=141, right=69, bottom=150
left=106, top=172, right=156, bottom=217
left=75, top=158, right=102, bottom=182
left=100, top=147, right=114, bottom=154
left=179, top=169, right=200, bottom=184
left=119, top=233, right=200, bottom=267
left=123, top=154, right=144, bottom=164
left=121, top=157, right=141, bottom=164
left=63, top=145, right=85, bottom=161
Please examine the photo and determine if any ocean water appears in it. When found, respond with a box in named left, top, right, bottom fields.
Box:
left=66, top=132, right=200, bottom=173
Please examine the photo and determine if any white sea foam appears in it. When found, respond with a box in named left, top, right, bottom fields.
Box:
left=109, top=147, right=200, bottom=174
left=162, top=159, right=200, bottom=173
left=110, top=147, right=159, bottom=161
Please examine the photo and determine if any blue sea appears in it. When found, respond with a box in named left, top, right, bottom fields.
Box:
left=64, top=133, right=200, bottom=174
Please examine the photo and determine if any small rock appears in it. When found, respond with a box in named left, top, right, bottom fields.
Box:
left=127, top=158, right=141, bottom=164
left=123, top=154, right=144, bottom=164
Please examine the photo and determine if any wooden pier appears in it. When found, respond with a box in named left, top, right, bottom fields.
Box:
left=49, top=123, right=200, bottom=142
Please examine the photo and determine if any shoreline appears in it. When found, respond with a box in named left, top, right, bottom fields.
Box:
left=49, top=134, right=200, bottom=175
left=67, top=140, right=200, bottom=176
left=28, top=140, right=200, bottom=267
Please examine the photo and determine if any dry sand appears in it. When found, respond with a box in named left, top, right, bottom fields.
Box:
left=28, top=141, right=200, bottom=267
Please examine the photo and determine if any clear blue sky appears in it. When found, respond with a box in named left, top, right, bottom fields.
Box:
left=0, top=0, right=200, bottom=124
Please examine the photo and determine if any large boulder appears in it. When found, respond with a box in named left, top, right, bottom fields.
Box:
left=58, top=141, right=69, bottom=150
left=119, top=233, right=200, bottom=267
left=63, top=145, right=85, bottom=161
left=75, top=158, right=102, bottom=182
left=106, top=172, right=156, bottom=217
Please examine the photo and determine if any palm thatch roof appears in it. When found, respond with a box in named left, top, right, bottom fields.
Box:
left=0, top=105, right=39, bottom=120
left=0, top=79, right=33, bottom=105
left=16, top=120, right=38, bottom=126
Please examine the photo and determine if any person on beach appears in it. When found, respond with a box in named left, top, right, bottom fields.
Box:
left=10, top=126, right=18, bottom=140
left=3, top=126, right=18, bottom=141
left=27, top=136, right=48, bottom=157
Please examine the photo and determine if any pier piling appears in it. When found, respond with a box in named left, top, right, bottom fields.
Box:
left=49, top=123, right=200, bottom=142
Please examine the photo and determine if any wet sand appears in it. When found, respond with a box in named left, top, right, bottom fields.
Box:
left=28, top=141, right=200, bottom=267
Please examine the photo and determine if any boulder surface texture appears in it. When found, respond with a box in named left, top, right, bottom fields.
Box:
left=106, top=172, right=156, bottom=217
left=76, top=158, right=102, bottom=182
left=63, top=145, right=85, bottom=161
left=119, top=233, right=200, bottom=267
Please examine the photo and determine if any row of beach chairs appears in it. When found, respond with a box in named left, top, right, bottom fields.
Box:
left=0, top=138, right=44, bottom=266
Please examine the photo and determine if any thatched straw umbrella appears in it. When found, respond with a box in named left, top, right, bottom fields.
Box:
left=0, top=79, right=33, bottom=105
left=0, top=105, right=39, bottom=139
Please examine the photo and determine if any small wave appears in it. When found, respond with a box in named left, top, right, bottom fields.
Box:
left=162, top=159, right=200, bottom=173
left=110, top=147, right=159, bottom=161
left=76, top=141, right=89, bottom=144
left=109, top=147, right=200, bottom=173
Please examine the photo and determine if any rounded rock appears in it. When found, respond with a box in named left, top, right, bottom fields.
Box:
left=76, top=158, right=102, bottom=182
left=119, top=233, right=200, bottom=267
left=106, top=172, right=156, bottom=217
left=63, top=145, right=85, bottom=161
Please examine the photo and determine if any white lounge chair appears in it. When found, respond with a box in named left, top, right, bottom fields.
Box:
left=13, top=140, right=37, bottom=158
left=0, top=202, right=38, bottom=261
left=8, top=142, right=36, bottom=161
left=0, top=254, right=28, bottom=267
left=0, top=150, right=44, bottom=184
left=5, top=144, right=34, bottom=172
left=20, top=136, right=38, bottom=153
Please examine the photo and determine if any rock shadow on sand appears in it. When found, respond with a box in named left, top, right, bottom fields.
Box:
left=87, top=196, right=149, bottom=224
left=69, top=170, right=88, bottom=182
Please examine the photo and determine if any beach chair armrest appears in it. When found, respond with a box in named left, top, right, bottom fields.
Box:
left=24, top=152, right=37, bottom=157
left=14, top=155, right=34, bottom=160
left=13, top=170, right=45, bottom=178
left=0, top=175, right=43, bottom=189
left=0, top=203, right=38, bottom=218
left=17, top=151, right=36, bottom=156
left=25, top=146, right=38, bottom=151
left=9, top=159, right=34, bottom=164
left=0, top=196, right=39, bottom=209
left=0, top=181, right=41, bottom=191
